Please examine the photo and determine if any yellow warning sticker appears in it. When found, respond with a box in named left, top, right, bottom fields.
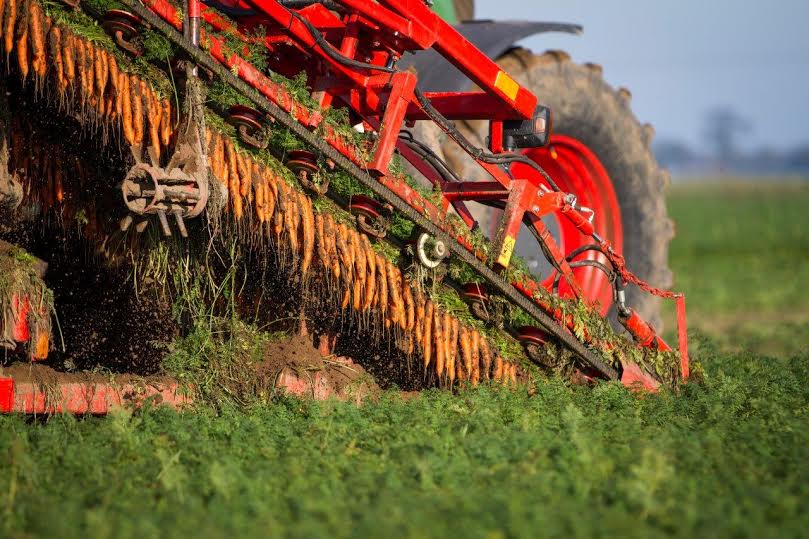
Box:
left=495, top=71, right=520, bottom=101
left=497, top=236, right=517, bottom=267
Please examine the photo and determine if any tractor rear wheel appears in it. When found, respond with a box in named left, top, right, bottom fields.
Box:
left=440, top=49, right=674, bottom=330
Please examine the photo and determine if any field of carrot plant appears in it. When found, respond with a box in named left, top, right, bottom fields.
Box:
left=1, top=181, right=808, bottom=538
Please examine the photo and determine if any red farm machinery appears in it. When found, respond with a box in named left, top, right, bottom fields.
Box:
left=0, top=0, right=690, bottom=413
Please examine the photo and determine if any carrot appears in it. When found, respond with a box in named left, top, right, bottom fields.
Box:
left=33, top=329, right=48, bottom=360
left=362, top=235, right=376, bottom=310
left=434, top=308, right=444, bottom=380
left=341, top=288, right=351, bottom=310
left=315, top=213, right=328, bottom=266
left=107, top=51, right=119, bottom=112
left=414, top=292, right=425, bottom=348
left=160, top=99, right=172, bottom=146
left=273, top=181, right=286, bottom=242
left=351, top=231, right=365, bottom=311
left=449, top=317, right=459, bottom=383
left=62, top=32, right=75, bottom=88
left=335, top=223, right=353, bottom=283
left=284, top=196, right=298, bottom=255
left=493, top=356, right=504, bottom=381
left=509, top=363, right=518, bottom=386
left=75, top=38, right=88, bottom=104
left=236, top=152, right=250, bottom=198
left=324, top=214, right=340, bottom=280
left=209, top=131, right=222, bottom=181
left=255, top=177, right=265, bottom=222
left=94, top=45, right=106, bottom=103
left=470, top=330, right=480, bottom=386
left=15, top=0, right=29, bottom=79
left=225, top=139, right=241, bottom=219
left=480, top=338, right=492, bottom=381
left=83, top=40, right=96, bottom=106
left=442, top=311, right=453, bottom=362
left=54, top=162, right=63, bottom=203
left=131, top=77, right=144, bottom=145
left=289, top=193, right=301, bottom=254
left=120, top=73, right=134, bottom=145
left=422, top=300, right=433, bottom=369
left=29, top=1, right=45, bottom=79
left=386, top=262, right=404, bottom=327
left=4, top=0, right=16, bottom=60
left=300, top=193, right=314, bottom=278
left=460, top=326, right=472, bottom=378
left=48, top=25, right=65, bottom=92
left=376, top=254, right=388, bottom=318
left=265, top=173, right=277, bottom=226
left=146, top=87, right=161, bottom=163
left=404, top=282, right=415, bottom=331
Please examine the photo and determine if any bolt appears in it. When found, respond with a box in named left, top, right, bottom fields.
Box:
left=532, top=205, right=540, bottom=213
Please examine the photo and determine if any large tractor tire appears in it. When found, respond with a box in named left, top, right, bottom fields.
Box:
left=436, top=49, right=674, bottom=330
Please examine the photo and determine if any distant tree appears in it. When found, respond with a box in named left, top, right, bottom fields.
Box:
left=653, top=139, right=697, bottom=169
left=703, top=107, right=751, bottom=167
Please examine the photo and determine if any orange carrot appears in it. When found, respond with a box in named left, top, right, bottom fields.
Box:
left=362, top=235, right=376, bottom=310
left=225, top=139, right=242, bottom=219
left=470, top=330, right=480, bottom=385
left=83, top=40, right=96, bottom=106
left=434, top=307, right=444, bottom=379
left=48, top=25, right=65, bottom=92
left=386, top=262, right=404, bottom=327
left=449, top=317, right=459, bottom=383
left=0, top=0, right=5, bottom=43
left=315, top=213, right=327, bottom=266
left=160, top=99, right=171, bottom=146
left=351, top=230, right=365, bottom=310
left=4, top=0, right=16, bottom=60
left=404, top=282, right=415, bottom=331
left=29, top=1, right=45, bottom=78
left=236, top=153, right=253, bottom=197
left=107, top=51, right=119, bottom=112
left=324, top=214, right=340, bottom=280
left=146, top=87, right=161, bottom=163
left=120, top=73, right=134, bottom=145
left=300, top=193, right=314, bottom=278
left=414, top=292, right=425, bottom=348
left=15, top=0, right=29, bottom=79
left=376, top=254, right=388, bottom=318
left=479, top=338, right=492, bottom=380
left=265, top=173, right=277, bottom=225
left=62, top=32, right=75, bottom=87
left=422, top=300, right=433, bottom=369
left=33, top=330, right=48, bottom=360
left=460, top=326, right=472, bottom=378
left=131, top=76, right=144, bottom=145
left=493, top=356, right=504, bottom=381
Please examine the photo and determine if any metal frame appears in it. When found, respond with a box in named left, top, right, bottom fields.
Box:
left=131, top=0, right=689, bottom=385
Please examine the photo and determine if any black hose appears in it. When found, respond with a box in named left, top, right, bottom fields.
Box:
left=552, top=260, right=615, bottom=295
left=288, top=10, right=395, bottom=74
left=413, top=88, right=562, bottom=192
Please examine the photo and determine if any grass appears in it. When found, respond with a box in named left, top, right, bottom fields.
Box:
left=662, top=180, right=809, bottom=357
left=2, top=183, right=808, bottom=538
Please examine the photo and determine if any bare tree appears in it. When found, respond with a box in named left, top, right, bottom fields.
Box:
left=703, top=106, right=751, bottom=167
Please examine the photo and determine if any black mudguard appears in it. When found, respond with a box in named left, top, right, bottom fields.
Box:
left=400, top=21, right=582, bottom=92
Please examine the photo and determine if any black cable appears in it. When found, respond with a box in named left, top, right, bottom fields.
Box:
left=398, top=131, right=463, bottom=184
left=412, top=88, right=562, bottom=192
left=287, top=10, right=395, bottom=74
left=552, top=260, right=615, bottom=296
left=566, top=243, right=610, bottom=264
left=279, top=0, right=343, bottom=10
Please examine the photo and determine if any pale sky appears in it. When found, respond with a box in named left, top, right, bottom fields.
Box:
left=475, top=0, right=809, bottom=152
